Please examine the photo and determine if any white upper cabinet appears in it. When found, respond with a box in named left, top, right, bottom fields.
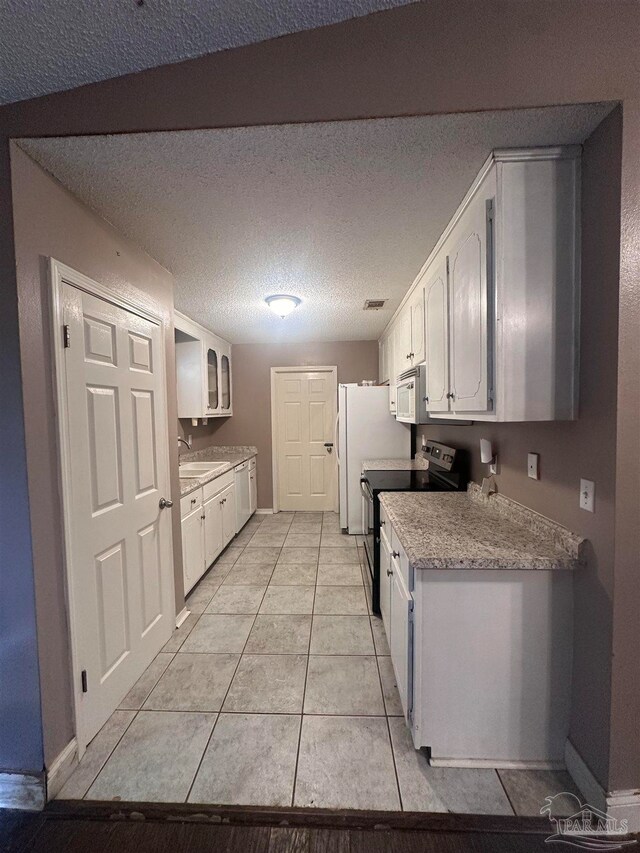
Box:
left=423, top=257, right=449, bottom=414
left=379, top=335, right=389, bottom=385
left=446, top=175, right=494, bottom=414
left=408, top=286, right=426, bottom=366
left=394, top=308, right=412, bottom=376
left=383, top=146, right=581, bottom=423
left=220, top=341, right=232, bottom=415
left=175, top=311, right=233, bottom=420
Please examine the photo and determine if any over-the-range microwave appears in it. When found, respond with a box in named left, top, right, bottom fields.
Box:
left=395, top=365, right=430, bottom=423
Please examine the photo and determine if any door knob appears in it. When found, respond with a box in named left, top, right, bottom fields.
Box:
left=159, top=497, right=173, bottom=509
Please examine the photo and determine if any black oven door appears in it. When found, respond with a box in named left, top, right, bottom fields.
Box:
left=361, top=478, right=378, bottom=613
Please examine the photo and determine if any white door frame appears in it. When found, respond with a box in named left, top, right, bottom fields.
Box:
left=270, top=366, right=338, bottom=513
left=49, top=258, right=175, bottom=756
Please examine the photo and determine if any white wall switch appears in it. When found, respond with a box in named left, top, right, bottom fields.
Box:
left=527, top=453, right=540, bottom=480
left=580, top=478, right=595, bottom=512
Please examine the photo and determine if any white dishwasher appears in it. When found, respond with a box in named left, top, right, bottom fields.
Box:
left=234, top=461, right=251, bottom=533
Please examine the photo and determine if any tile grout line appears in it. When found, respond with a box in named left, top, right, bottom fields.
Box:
left=363, top=550, right=405, bottom=811
left=495, top=769, right=517, bottom=816
left=184, top=510, right=276, bottom=803
left=80, top=514, right=266, bottom=802
left=290, top=561, right=316, bottom=808
left=79, top=707, right=139, bottom=800
left=183, top=514, right=276, bottom=804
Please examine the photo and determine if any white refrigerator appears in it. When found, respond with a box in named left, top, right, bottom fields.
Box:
left=336, top=384, right=411, bottom=533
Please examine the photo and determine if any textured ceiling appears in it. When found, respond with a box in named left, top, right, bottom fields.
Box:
left=20, top=103, right=612, bottom=343
left=0, top=0, right=414, bottom=105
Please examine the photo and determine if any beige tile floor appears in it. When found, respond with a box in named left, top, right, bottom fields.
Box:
left=57, top=511, right=582, bottom=814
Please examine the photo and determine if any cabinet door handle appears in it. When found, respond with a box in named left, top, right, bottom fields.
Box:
left=387, top=568, right=393, bottom=576
left=446, top=392, right=455, bottom=400
left=201, top=514, right=205, bottom=521
left=392, top=551, right=400, bottom=558
left=423, top=396, right=429, bottom=403
left=380, top=519, right=385, bottom=526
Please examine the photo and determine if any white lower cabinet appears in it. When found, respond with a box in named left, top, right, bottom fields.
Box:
left=220, top=483, right=236, bottom=545
left=181, top=473, right=237, bottom=595
left=181, top=504, right=205, bottom=595
left=380, top=511, right=573, bottom=768
left=379, top=527, right=392, bottom=638
left=249, top=458, right=257, bottom=515
left=389, top=556, right=413, bottom=721
left=203, top=493, right=223, bottom=568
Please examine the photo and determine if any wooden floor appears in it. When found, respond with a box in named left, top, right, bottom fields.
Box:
left=1, top=801, right=570, bottom=852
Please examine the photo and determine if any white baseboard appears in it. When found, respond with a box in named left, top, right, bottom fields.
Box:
left=255, top=508, right=273, bottom=515
left=565, top=739, right=640, bottom=833
left=46, top=738, right=78, bottom=800
left=175, top=607, right=190, bottom=629
left=0, top=772, right=45, bottom=811
left=607, top=789, right=640, bottom=834
left=430, top=757, right=564, bottom=770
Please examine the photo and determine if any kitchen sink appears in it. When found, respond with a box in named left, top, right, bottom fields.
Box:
left=178, top=461, right=228, bottom=478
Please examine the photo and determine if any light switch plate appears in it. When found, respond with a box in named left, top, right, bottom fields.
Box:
left=527, top=453, right=540, bottom=480
left=580, top=478, right=595, bottom=512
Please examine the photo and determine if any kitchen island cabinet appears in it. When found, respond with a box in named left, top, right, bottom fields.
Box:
left=378, top=487, right=583, bottom=769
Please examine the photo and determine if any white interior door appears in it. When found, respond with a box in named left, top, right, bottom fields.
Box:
left=58, top=276, right=174, bottom=752
left=273, top=369, right=337, bottom=511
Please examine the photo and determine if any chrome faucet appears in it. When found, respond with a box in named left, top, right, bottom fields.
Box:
left=178, top=436, right=192, bottom=451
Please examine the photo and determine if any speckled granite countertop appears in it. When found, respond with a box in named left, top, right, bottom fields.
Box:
left=362, top=457, right=429, bottom=471
left=178, top=445, right=257, bottom=497
left=379, top=486, right=584, bottom=571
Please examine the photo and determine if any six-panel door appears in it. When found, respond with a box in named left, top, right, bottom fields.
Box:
left=274, top=370, right=336, bottom=511
left=62, top=282, right=174, bottom=748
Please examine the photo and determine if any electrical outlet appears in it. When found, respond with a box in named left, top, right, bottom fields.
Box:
left=580, top=479, right=595, bottom=513
left=527, top=453, right=540, bottom=480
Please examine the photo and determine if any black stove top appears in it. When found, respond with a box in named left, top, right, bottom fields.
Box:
left=364, top=467, right=464, bottom=493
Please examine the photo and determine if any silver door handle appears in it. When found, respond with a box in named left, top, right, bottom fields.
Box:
left=159, top=497, right=173, bottom=509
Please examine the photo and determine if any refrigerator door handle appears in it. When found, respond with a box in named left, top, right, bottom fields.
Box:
left=334, top=412, right=340, bottom=465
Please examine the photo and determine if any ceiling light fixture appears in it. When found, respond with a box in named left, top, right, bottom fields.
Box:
left=265, top=294, right=301, bottom=318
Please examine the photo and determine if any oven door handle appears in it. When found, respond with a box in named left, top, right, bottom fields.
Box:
left=360, top=477, right=373, bottom=500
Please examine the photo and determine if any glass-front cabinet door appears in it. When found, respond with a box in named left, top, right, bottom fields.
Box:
left=221, top=354, right=231, bottom=411
left=207, top=347, right=219, bottom=412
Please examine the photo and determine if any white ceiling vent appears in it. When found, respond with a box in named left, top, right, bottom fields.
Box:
left=364, top=299, right=387, bottom=310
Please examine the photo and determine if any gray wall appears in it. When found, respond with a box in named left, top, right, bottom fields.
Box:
left=418, top=107, right=622, bottom=786
left=9, top=146, right=183, bottom=767
left=0, top=141, right=43, bottom=774
left=0, top=0, right=638, bottom=794
left=179, top=340, right=379, bottom=507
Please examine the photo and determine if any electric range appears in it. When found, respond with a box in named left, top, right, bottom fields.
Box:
left=361, top=442, right=467, bottom=614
